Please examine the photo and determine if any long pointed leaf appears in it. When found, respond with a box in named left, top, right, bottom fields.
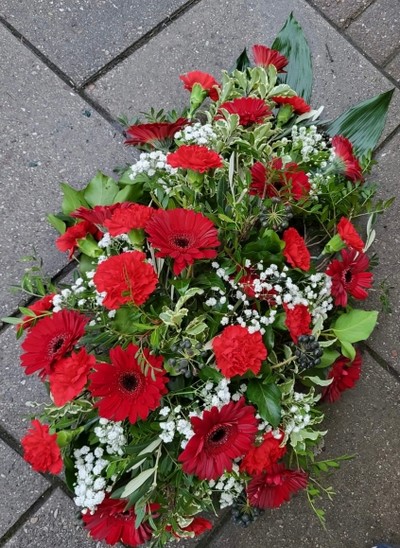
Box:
left=272, top=13, right=312, bottom=102
left=324, top=89, right=394, bottom=157
left=232, top=48, right=251, bottom=72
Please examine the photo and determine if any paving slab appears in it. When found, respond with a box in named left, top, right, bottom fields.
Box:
left=87, top=0, right=400, bottom=139
left=0, top=24, right=132, bottom=321
left=310, top=0, right=374, bottom=27
left=347, top=0, right=400, bottom=65
left=0, top=439, right=50, bottom=537
left=4, top=488, right=111, bottom=547
left=386, top=51, right=400, bottom=83
left=205, top=353, right=400, bottom=548
left=0, top=0, right=190, bottom=85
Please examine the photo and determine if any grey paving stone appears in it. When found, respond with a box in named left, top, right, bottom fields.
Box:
left=4, top=488, right=110, bottom=547
left=87, top=0, right=400, bottom=141
left=0, top=0, right=190, bottom=84
left=206, top=354, right=400, bottom=548
left=0, top=439, right=49, bottom=537
left=347, top=0, right=400, bottom=65
left=0, top=24, right=132, bottom=320
left=310, top=0, right=373, bottom=27
left=386, top=51, right=400, bottom=83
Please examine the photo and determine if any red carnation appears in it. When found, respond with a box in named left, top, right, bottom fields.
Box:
left=18, top=293, right=55, bottom=330
left=145, top=208, right=220, bottom=275
left=284, top=304, right=312, bottom=344
left=331, top=135, right=363, bottom=182
left=282, top=228, right=311, bottom=271
left=167, top=144, right=223, bottom=173
left=56, top=221, right=100, bottom=258
left=125, top=118, right=188, bottom=148
left=250, top=158, right=310, bottom=201
left=167, top=516, right=213, bottom=538
left=217, top=97, right=272, bottom=127
left=322, top=351, right=362, bottom=403
left=21, top=309, right=87, bottom=379
left=83, top=495, right=158, bottom=546
left=21, top=420, right=63, bottom=474
left=104, top=203, right=155, bottom=236
left=212, top=325, right=267, bottom=378
left=272, top=95, right=311, bottom=114
left=93, top=251, right=158, bottom=309
left=240, top=430, right=286, bottom=475
left=71, top=204, right=120, bottom=226
left=252, top=44, right=288, bottom=72
left=49, top=347, right=96, bottom=407
left=247, top=464, right=308, bottom=508
left=178, top=398, right=258, bottom=480
left=89, top=344, right=168, bottom=424
left=337, top=217, right=364, bottom=252
left=326, top=248, right=373, bottom=307
left=180, top=70, right=220, bottom=101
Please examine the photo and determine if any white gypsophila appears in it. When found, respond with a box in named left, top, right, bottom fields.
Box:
left=129, top=151, right=177, bottom=180
left=94, top=419, right=127, bottom=456
left=199, top=378, right=231, bottom=410
left=291, top=124, right=327, bottom=162
left=174, top=122, right=217, bottom=146
left=211, top=465, right=244, bottom=508
left=73, top=446, right=108, bottom=514
left=157, top=405, right=195, bottom=446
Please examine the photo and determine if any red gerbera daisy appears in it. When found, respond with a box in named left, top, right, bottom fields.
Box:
left=180, top=70, right=220, bottom=101
left=71, top=204, right=121, bottom=226
left=178, top=398, right=258, bottom=480
left=271, top=95, right=311, bottom=114
left=212, top=324, right=267, bottom=378
left=21, top=420, right=63, bottom=474
left=89, top=344, right=168, bottom=424
left=93, top=251, right=158, bottom=309
left=250, top=158, right=310, bottom=201
left=337, top=217, right=364, bottom=252
left=145, top=208, right=220, bottom=275
left=331, top=135, right=363, bottom=182
left=166, top=144, right=223, bottom=173
left=50, top=347, right=96, bottom=407
left=326, top=248, right=373, bottom=307
left=217, top=97, right=272, bottom=127
left=18, top=293, right=56, bottom=330
left=322, top=350, right=362, bottom=403
left=82, top=495, right=158, bottom=546
left=252, top=44, right=288, bottom=72
left=125, top=118, right=188, bottom=148
left=240, top=430, right=286, bottom=476
left=21, top=309, right=87, bottom=379
left=247, top=464, right=308, bottom=508
left=282, top=228, right=311, bottom=271
left=284, top=303, right=312, bottom=344
left=104, top=203, right=155, bottom=236
left=56, top=220, right=100, bottom=258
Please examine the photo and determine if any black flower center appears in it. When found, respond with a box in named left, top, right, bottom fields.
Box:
left=207, top=425, right=230, bottom=446
left=170, top=232, right=194, bottom=250
left=49, top=334, right=67, bottom=356
left=345, top=269, right=353, bottom=283
left=120, top=373, right=139, bottom=392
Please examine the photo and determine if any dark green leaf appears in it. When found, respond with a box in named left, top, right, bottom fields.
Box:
left=232, top=48, right=251, bottom=72
left=247, top=381, right=281, bottom=427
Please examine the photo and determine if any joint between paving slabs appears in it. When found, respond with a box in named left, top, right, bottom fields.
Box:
left=362, top=342, right=400, bottom=384
left=383, top=43, right=400, bottom=69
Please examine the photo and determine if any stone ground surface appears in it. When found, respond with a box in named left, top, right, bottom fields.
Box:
left=0, top=0, right=399, bottom=547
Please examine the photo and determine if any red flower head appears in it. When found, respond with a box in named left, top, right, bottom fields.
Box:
left=282, top=228, right=311, bottom=271
left=271, top=95, right=311, bottom=114
left=240, top=430, right=286, bottom=475
left=217, top=97, right=272, bottom=127
left=71, top=204, right=120, bottom=226
left=250, top=158, right=310, bottom=201
left=178, top=398, right=258, bottom=480
left=247, top=464, right=308, bottom=508
left=238, top=270, right=277, bottom=304
left=166, top=144, right=223, bottom=173
left=125, top=118, right=188, bottom=148
left=21, top=420, right=63, bottom=474
left=82, top=495, right=158, bottom=546
left=104, top=203, right=155, bottom=237
left=167, top=516, right=213, bottom=538
left=145, top=208, right=220, bottom=276
left=331, top=135, right=363, bottom=182
left=49, top=347, right=96, bottom=407
left=56, top=221, right=100, bottom=258
left=284, top=304, right=312, bottom=344
left=322, top=350, right=362, bottom=403
left=326, top=248, right=373, bottom=307
left=93, top=251, right=158, bottom=309
left=180, top=71, right=220, bottom=101
left=21, top=309, right=87, bottom=379
left=337, top=217, right=364, bottom=252
left=89, top=344, right=168, bottom=424
left=252, top=44, right=288, bottom=72
left=212, top=325, right=267, bottom=378
left=18, top=293, right=56, bottom=331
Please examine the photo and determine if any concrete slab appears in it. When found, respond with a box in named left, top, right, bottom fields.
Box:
left=86, top=0, right=400, bottom=141
left=310, top=0, right=374, bottom=27
left=0, top=24, right=131, bottom=320
left=347, top=0, right=400, bottom=65
left=0, top=0, right=190, bottom=85
left=0, top=439, right=49, bottom=537
left=205, top=353, right=400, bottom=547
left=386, top=52, right=400, bottom=83
left=4, top=488, right=111, bottom=547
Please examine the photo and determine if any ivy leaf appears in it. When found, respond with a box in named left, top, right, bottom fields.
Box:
left=84, top=171, right=119, bottom=207
left=332, top=310, right=378, bottom=343
left=247, top=381, right=281, bottom=427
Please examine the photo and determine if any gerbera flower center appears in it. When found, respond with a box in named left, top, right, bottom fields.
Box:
left=207, top=425, right=230, bottom=446
left=344, top=270, right=353, bottom=283
left=120, top=372, right=141, bottom=393
left=48, top=334, right=67, bottom=356
left=170, top=233, right=193, bottom=249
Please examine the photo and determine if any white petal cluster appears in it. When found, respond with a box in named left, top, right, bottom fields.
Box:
left=174, top=123, right=217, bottom=146
left=94, top=418, right=127, bottom=456
left=199, top=378, right=231, bottom=410
left=209, top=464, right=244, bottom=508
left=158, top=405, right=195, bottom=446
left=73, top=446, right=107, bottom=514
left=129, top=151, right=177, bottom=179
left=291, top=124, right=327, bottom=162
